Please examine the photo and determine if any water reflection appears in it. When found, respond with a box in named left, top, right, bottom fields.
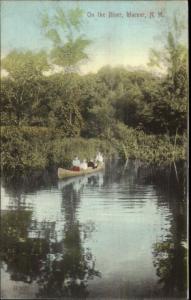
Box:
left=37, top=222, right=101, bottom=298
left=153, top=240, right=187, bottom=297
left=1, top=172, right=101, bottom=298
left=1, top=160, right=187, bottom=299
left=133, top=161, right=187, bottom=298
left=37, top=178, right=101, bottom=298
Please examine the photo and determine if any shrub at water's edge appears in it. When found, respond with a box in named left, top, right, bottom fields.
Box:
left=1, top=125, right=186, bottom=174
left=112, top=122, right=186, bottom=165
left=0, top=126, right=114, bottom=173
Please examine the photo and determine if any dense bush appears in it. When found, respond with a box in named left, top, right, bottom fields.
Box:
left=1, top=125, right=186, bottom=173
left=0, top=126, right=115, bottom=172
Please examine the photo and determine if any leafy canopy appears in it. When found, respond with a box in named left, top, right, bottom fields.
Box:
left=40, top=8, right=91, bottom=70
left=1, top=50, right=49, bottom=80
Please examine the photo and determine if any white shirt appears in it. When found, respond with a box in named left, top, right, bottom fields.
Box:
left=96, top=153, right=104, bottom=163
left=72, top=158, right=80, bottom=167
left=80, top=161, right=88, bottom=170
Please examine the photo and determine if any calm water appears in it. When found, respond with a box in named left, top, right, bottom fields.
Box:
left=1, top=160, right=187, bottom=299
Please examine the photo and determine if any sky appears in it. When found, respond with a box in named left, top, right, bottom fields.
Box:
left=1, top=0, right=188, bottom=74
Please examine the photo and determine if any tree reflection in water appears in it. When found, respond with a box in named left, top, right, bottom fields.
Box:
left=37, top=178, right=101, bottom=298
left=1, top=210, right=50, bottom=284
left=1, top=172, right=101, bottom=298
left=1, top=162, right=187, bottom=298
left=134, top=161, right=187, bottom=298
left=153, top=239, right=187, bottom=297
left=152, top=198, right=187, bottom=298
left=37, top=221, right=100, bottom=298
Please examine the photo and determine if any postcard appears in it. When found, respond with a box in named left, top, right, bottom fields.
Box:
left=1, top=1, right=188, bottom=299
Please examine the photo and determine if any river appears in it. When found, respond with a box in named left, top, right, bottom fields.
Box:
left=0, top=159, right=187, bottom=299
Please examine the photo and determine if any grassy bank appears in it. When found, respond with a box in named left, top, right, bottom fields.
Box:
left=1, top=126, right=115, bottom=173
left=1, top=125, right=186, bottom=174
left=111, top=123, right=186, bottom=165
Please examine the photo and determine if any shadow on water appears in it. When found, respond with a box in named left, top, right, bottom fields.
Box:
left=1, top=159, right=188, bottom=298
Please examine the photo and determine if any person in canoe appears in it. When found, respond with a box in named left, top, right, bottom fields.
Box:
left=95, top=152, right=104, bottom=165
left=88, top=158, right=97, bottom=169
left=80, top=159, right=88, bottom=170
left=71, top=156, right=81, bottom=171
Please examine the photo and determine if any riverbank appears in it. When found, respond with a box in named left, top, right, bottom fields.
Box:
left=1, top=125, right=186, bottom=174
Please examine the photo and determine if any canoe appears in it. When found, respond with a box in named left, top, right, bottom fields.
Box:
left=58, top=171, right=103, bottom=189
left=58, top=164, right=105, bottom=179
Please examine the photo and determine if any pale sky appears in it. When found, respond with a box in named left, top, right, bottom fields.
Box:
left=1, top=0, right=188, bottom=74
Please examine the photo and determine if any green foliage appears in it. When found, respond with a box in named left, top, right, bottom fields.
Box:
left=1, top=126, right=53, bottom=172
left=45, top=73, right=84, bottom=135
left=51, top=137, right=114, bottom=168
left=41, top=8, right=91, bottom=69
left=1, top=50, right=49, bottom=79
left=110, top=122, right=186, bottom=165
left=1, top=14, right=187, bottom=172
left=50, top=37, right=91, bottom=67
left=1, top=64, right=187, bottom=172
left=1, top=51, right=50, bottom=126
left=0, top=124, right=186, bottom=173
left=0, top=126, right=114, bottom=172
left=148, top=15, right=188, bottom=135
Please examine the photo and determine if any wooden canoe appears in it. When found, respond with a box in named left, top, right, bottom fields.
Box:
left=58, top=164, right=105, bottom=179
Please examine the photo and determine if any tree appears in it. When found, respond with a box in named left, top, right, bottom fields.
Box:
left=77, top=73, right=114, bottom=138
left=110, top=70, right=161, bottom=132
left=1, top=51, right=50, bottom=126
left=148, top=15, right=188, bottom=135
left=1, top=50, right=49, bottom=80
left=41, top=8, right=91, bottom=72
left=47, top=73, right=83, bottom=136
left=40, top=8, right=91, bottom=135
